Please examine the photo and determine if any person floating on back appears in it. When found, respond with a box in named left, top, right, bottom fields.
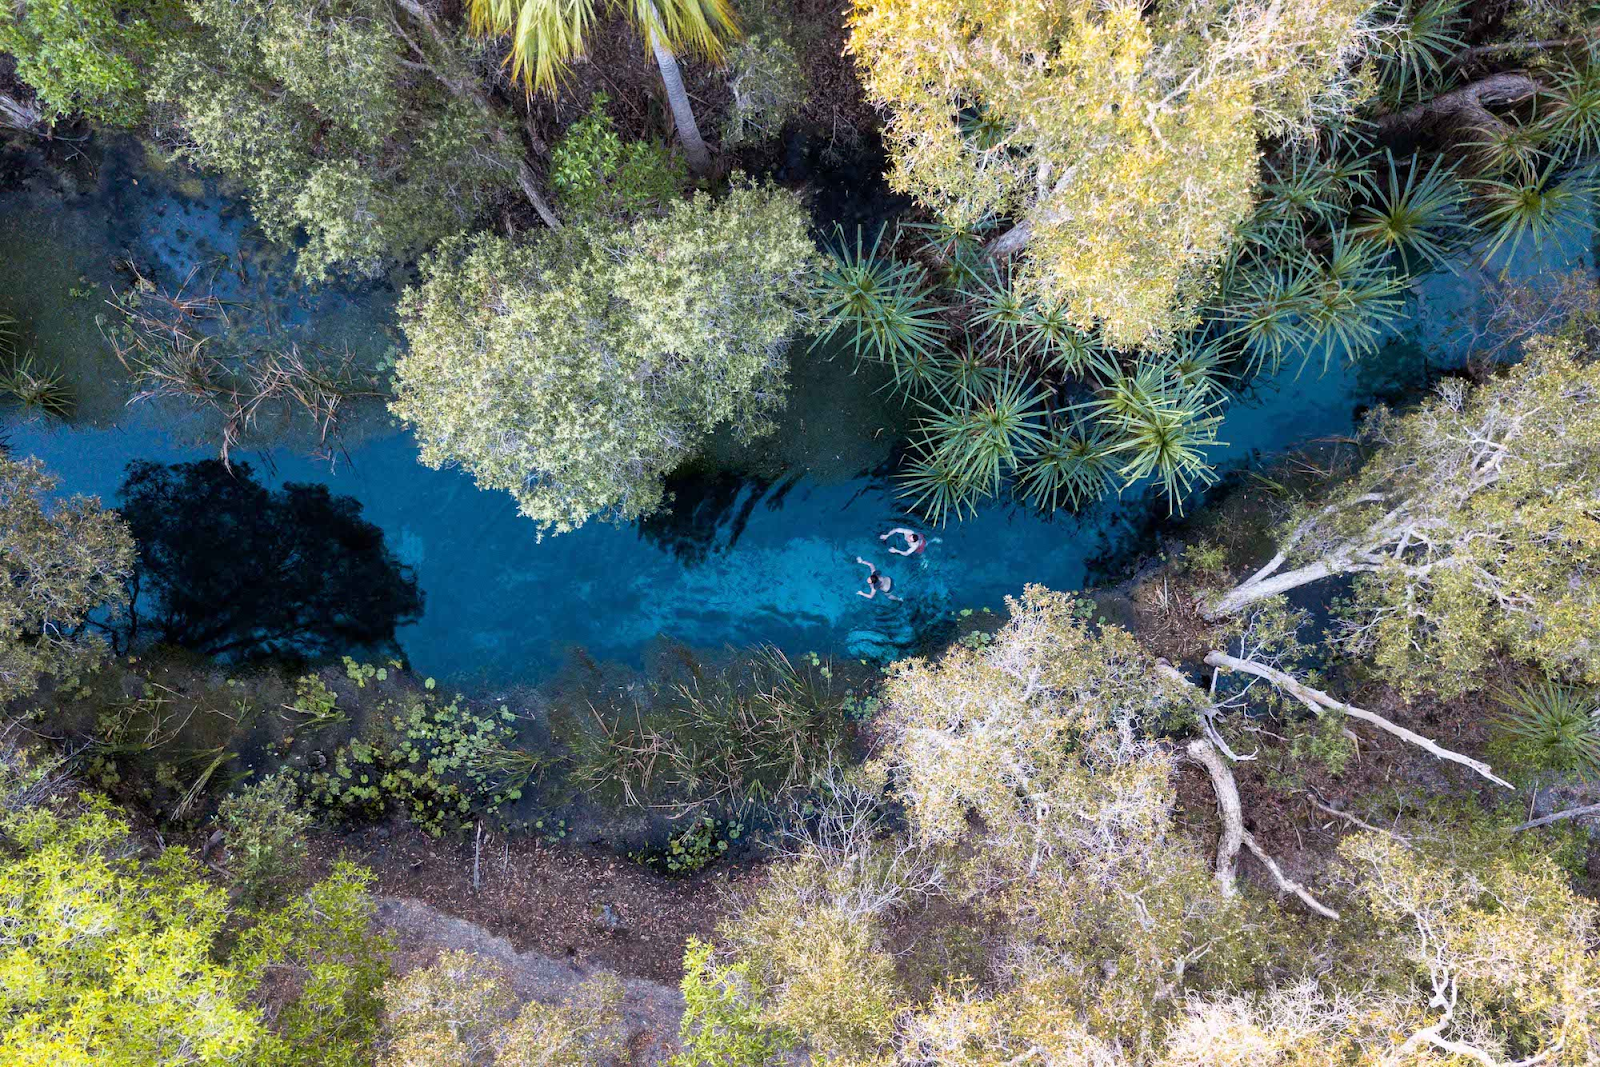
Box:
left=855, top=557, right=901, bottom=601
left=881, top=527, right=929, bottom=556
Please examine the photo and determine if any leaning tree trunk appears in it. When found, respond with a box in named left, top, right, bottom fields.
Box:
left=392, top=0, right=561, bottom=228
left=647, top=22, right=711, bottom=176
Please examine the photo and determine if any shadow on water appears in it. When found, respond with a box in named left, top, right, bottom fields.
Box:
left=117, top=459, right=422, bottom=662
left=638, top=467, right=807, bottom=565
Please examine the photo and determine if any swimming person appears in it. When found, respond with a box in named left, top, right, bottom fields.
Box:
left=880, top=527, right=928, bottom=556
left=855, top=557, right=902, bottom=601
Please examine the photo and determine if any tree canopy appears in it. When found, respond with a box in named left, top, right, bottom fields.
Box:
left=0, top=779, right=388, bottom=1067
left=392, top=181, right=819, bottom=535
left=0, top=456, right=134, bottom=702
left=149, top=0, right=522, bottom=281
left=847, top=0, right=1377, bottom=349
left=1209, top=335, right=1600, bottom=695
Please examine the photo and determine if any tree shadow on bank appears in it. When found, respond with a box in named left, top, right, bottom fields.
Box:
left=116, top=459, right=422, bottom=663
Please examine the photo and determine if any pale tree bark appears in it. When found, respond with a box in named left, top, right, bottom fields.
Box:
left=985, top=218, right=1033, bottom=258
left=1515, top=803, right=1600, bottom=832
left=1203, top=651, right=1514, bottom=789
left=0, top=91, right=45, bottom=133
left=648, top=20, right=711, bottom=176
left=1203, top=493, right=1396, bottom=618
left=1187, top=738, right=1340, bottom=919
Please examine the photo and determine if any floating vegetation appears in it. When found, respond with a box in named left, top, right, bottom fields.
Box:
left=101, top=261, right=382, bottom=466
left=0, top=354, right=74, bottom=419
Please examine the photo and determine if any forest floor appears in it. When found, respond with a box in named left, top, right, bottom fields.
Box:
left=305, top=825, right=759, bottom=982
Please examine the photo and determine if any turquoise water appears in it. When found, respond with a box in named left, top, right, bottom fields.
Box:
left=2, top=137, right=1594, bottom=687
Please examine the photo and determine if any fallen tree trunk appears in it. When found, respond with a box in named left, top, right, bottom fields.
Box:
left=1203, top=651, right=1513, bottom=790
left=1187, top=738, right=1340, bottom=919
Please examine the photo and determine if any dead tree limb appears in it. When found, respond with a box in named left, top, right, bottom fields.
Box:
left=1378, top=72, right=1542, bottom=135
left=1515, top=803, right=1600, bottom=832
left=0, top=91, right=45, bottom=134
left=1188, top=739, right=1340, bottom=919
left=1204, top=651, right=1513, bottom=790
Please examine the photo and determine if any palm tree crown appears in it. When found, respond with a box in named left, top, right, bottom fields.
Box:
left=470, top=0, right=737, bottom=97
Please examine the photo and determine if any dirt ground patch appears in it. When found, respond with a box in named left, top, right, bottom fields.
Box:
left=307, top=825, right=761, bottom=983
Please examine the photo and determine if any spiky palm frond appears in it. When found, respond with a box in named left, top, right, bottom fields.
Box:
left=910, top=373, right=1049, bottom=494
left=889, top=344, right=947, bottom=397
left=1349, top=150, right=1468, bottom=273
left=905, top=213, right=995, bottom=261
left=472, top=0, right=736, bottom=95
left=1165, top=334, right=1232, bottom=399
left=1023, top=300, right=1113, bottom=378
left=1495, top=679, right=1600, bottom=780
left=1083, top=362, right=1222, bottom=508
left=959, top=106, right=1014, bottom=154
left=1542, top=56, right=1600, bottom=162
left=1016, top=417, right=1117, bottom=511
left=1473, top=162, right=1598, bottom=263
left=1374, top=0, right=1468, bottom=102
left=1302, top=233, right=1408, bottom=365
left=1213, top=261, right=1317, bottom=376
left=1262, top=151, right=1350, bottom=230
left=812, top=225, right=946, bottom=371
left=895, top=446, right=982, bottom=526
left=937, top=341, right=1002, bottom=401
left=1465, top=117, right=1551, bottom=179
left=961, top=262, right=1031, bottom=359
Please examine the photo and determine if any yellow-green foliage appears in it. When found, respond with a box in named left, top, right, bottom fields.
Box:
left=1321, top=339, right=1600, bottom=694
left=232, top=863, right=392, bottom=1067
left=674, top=938, right=795, bottom=1066
left=379, top=949, right=623, bottom=1066
left=722, top=853, right=901, bottom=1062
left=392, top=182, right=820, bottom=535
left=0, top=456, right=135, bottom=703
left=847, top=0, right=1375, bottom=349
left=0, top=782, right=390, bottom=1066
left=0, top=799, right=260, bottom=1064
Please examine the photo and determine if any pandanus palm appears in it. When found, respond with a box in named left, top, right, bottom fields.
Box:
left=470, top=0, right=734, bottom=174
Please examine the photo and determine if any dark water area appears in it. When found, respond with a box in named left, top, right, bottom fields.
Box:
left=2, top=134, right=1595, bottom=690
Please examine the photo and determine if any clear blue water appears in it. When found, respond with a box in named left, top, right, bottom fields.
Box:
left=2, top=137, right=1594, bottom=688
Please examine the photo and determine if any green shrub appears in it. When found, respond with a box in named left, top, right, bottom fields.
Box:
left=548, top=95, right=686, bottom=220
left=673, top=938, right=794, bottom=1066
left=218, top=774, right=312, bottom=906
